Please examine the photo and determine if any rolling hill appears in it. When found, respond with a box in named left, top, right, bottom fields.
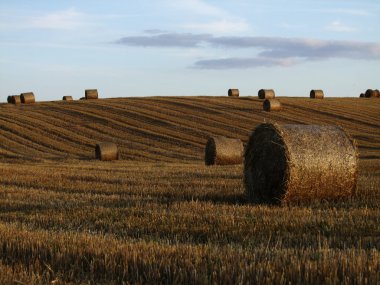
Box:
left=1, top=96, right=379, bottom=162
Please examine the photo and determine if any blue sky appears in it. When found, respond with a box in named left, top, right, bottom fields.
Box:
left=1, top=0, right=379, bottom=101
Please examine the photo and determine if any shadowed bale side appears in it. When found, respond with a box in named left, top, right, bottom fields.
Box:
left=205, top=136, right=244, bottom=166
left=310, top=90, right=324, bottom=99
left=263, top=99, right=282, bottom=112
left=95, top=142, right=119, bottom=161
left=62, top=96, right=73, bottom=101
left=20, top=92, right=35, bottom=104
left=228, top=89, right=239, bottom=97
left=258, top=89, right=275, bottom=99
left=10, top=95, right=21, bottom=105
left=244, top=123, right=358, bottom=204
left=7, top=96, right=12, bottom=103
left=359, top=93, right=365, bottom=98
left=85, top=89, right=98, bottom=100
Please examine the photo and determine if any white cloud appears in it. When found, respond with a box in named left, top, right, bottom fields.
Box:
left=30, top=8, right=86, bottom=30
left=167, top=0, right=225, bottom=16
left=183, top=19, right=249, bottom=34
left=325, top=21, right=356, bottom=33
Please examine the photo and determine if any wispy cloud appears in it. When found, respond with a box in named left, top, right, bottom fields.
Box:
left=116, top=32, right=211, bottom=47
left=194, top=57, right=300, bottom=69
left=30, top=8, right=85, bottom=30
left=325, top=21, right=356, bottom=33
left=115, top=32, right=380, bottom=69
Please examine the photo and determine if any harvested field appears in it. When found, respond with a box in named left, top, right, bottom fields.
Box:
left=0, top=96, right=379, bottom=284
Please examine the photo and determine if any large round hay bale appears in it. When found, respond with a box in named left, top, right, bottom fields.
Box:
left=95, top=142, right=119, bottom=161
left=205, top=136, right=244, bottom=166
left=85, top=89, right=98, bottom=100
left=258, top=89, right=275, bottom=99
left=364, top=89, right=379, bottom=98
left=228, top=89, right=239, bottom=97
left=11, top=95, right=21, bottom=104
left=20, top=92, right=35, bottom=104
left=263, top=99, right=281, bottom=112
left=244, top=123, right=358, bottom=204
left=310, top=89, right=324, bottom=99
left=62, top=96, right=73, bottom=101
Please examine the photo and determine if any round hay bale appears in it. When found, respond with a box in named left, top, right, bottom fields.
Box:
left=263, top=99, right=282, bottom=112
left=244, top=123, right=358, bottom=204
left=20, top=92, right=35, bottom=104
left=310, top=89, right=324, bottom=99
left=205, top=136, right=244, bottom=166
left=359, top=93, right=365, bottom=98
left=258, top=89, right=275, bottom=99
left=7, top=96, right=12, bottom=103
left=374, top=89, right=380, bottom=98
left=85, top=89, right=98, bottom=100
left=11, top=95, right=21, bottom=104
left=62, top=96, right=73, bottom=101
left=95, top=142, right=119, bottom=161
left=365, top=89, right=375, bottom=98
left=228, top=89, right=239, bottom=97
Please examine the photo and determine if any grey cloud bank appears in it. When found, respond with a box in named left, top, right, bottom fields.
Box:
left=115, top=32, right=380, bottom=69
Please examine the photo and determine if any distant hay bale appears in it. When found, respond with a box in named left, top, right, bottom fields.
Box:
left=244, top=123, right=358, bottom=204
left=11, top=95, right=21, bottom=104
left=258, top=89, right=275, bottom=99
left=7, top=96, right=12, bottom=103
left=228, top=89, right=239, bottom=97
left=263, top=99, right=282, bottom=112
left=85, top=89, right=98, bottom=100
left=205, top=136, right=244, bottom=166
left=95, top=142, right=119, bottom=161
left=62, top=96, right=73, bottom=101
left=359, top=93, right=365, bottom=98
left=365, top=89, right=380, bottom=98
left=310, top=89, right=324, bottom=99
left=20, top=92, right=35, bottom=104
left=80, top=97, right=86, bottom=100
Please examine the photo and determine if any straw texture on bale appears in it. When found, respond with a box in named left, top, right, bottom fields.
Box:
left=310, top=89, right=324, bottom=99
left=11, top=95, right=21, bottom=105
left=205, top=136, right=244, bottom=166
left=365, top=89, right=380, bottom=98
left=244, top=123, right=358, bottom=204
left=95, top=142, right=119, bottom=161
left=20, top=92, right=35, bottom=104
left=258, top=89, right=275, bottom=99
left=85, top=89, right=98, bottom=100
left=263, top=99, right=282, bottom=112
left=228, top=89, right=239, bottom=97
left=62, top=96, right=73, bottom=101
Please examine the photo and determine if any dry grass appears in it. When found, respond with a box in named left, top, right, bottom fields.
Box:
left=0, top=96, right=379, bottom=284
